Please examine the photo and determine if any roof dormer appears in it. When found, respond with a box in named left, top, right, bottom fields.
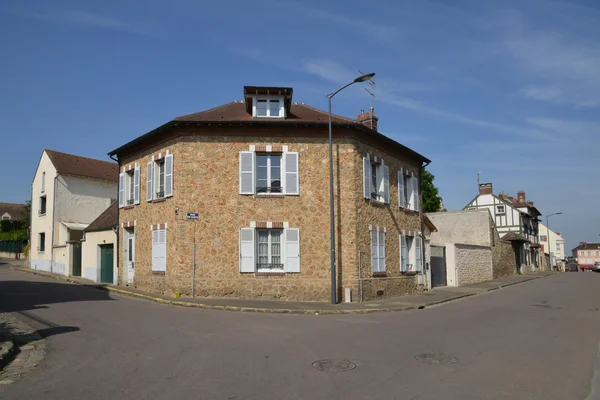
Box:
left=243, top=86, right=293, bottom=119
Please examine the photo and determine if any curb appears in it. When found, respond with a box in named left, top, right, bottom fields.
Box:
left=586, top=341, right=600, bottom=400
left=11, top=266, right=550, bottom=315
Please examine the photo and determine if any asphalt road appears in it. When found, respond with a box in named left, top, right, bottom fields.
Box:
left=1, top=262, right=599, bottom=400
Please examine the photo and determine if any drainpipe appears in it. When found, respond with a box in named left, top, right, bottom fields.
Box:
left=420, top=160, right=431, bottom=288
left=50, top=174, right=58, bottom=273
left=109, top=153, right=120, bottom=285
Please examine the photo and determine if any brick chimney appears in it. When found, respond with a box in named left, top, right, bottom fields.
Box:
left=357, top=106, right=378, bottom=131
left=517, top=190, right=526, bottom=203
left=479, top=182, right=493, bottom=195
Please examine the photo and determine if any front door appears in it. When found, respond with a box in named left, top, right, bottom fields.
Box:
left=100, top=244, right=114, bottom=283
left=124, top=230, right=135, bottom=285
left=72, top=242, right=82, bottom=276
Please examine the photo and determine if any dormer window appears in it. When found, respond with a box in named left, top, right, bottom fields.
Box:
left=255, top=98, right=282, bottom=118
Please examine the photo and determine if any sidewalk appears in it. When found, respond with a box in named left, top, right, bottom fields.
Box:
left=11, top=265, right=555, bottom=314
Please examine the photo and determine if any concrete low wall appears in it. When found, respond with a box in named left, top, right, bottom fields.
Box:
left=0, top=252, right=24, bottom=259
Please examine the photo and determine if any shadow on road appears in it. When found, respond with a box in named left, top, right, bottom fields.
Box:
left=0, top=280, right=113, bottom=314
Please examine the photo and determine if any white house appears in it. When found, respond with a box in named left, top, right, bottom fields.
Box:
left=463, top=183, right=542, bottom=273
left=30, top=149, right=118, bottom=275
left=538, top=222, right=565, bottom=268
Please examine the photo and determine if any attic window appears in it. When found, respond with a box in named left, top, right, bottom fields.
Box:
left=254, top=98, right=283, bottom=118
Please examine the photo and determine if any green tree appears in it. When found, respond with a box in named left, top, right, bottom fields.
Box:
left=422, top=168, right=443, bottom=213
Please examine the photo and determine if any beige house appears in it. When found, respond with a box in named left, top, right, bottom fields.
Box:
left=108, top=85, right=431, bottom=302
left=427, top=210, right=515, bottom=288
left=538, top=222, right=565, bottom=268
left=30, top=150, right=118, bottom=276
left=82, top=202, right=118, bottom=283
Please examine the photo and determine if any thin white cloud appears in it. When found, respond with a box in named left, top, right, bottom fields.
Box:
left=526, top=117, right=600, bottom=136
left=16, top=10, right=161, bottom=38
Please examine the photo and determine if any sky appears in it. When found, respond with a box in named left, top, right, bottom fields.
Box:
left=1, top=0, right=599, bottom=251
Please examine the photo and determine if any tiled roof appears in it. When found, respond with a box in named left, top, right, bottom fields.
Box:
left=0, top=203, right=27, bottom=220
left=174, top=102, right=356, bottom=124
left=46, top=150, right=118, bottom=182
left=502, top=232, right=529, bottom=242
left=572, top=242, right=600, bottom=251
left=85, top=202, right=118, bottom=232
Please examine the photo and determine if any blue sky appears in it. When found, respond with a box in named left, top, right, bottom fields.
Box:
left=1, top=0, right=599, bottom=250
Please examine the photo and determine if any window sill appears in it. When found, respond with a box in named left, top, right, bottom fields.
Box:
left=255, top=271, right=286, bottom=277
left=256, top=194, right=285, bottom=199
left=372, top=271, right=387, bottom=278
left=38, top=213, right=46, bottom=216
left=150, top=198, right=166, bottom=203
left=122, top=205, right=134, bottom=210
left=401, top=208, right=419, bottom=214
left=152, top=271, right=166, bottom=276
left=403, top=271, right=419, bottom=276
left=369, top=199, right=388, bottom=207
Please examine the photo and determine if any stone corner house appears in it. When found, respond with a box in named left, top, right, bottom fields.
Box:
left=107, top=85, right=431, bottom=302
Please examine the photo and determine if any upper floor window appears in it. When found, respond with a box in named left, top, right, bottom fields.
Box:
left=256, top=154, right=281, bottom=194
left=397, top=168, right=418, bottom=211
left=39, top=196, right=47, bottom=215
left=496, top=205, right=505, bottom=214
left=119, top=165, right=140, bottom=208
left=239, top=150, right=298, bottom=195
left=362, top=154, right=390, bottom=204
left=254, top=98, right=282, bottom=118
left=41, top=171, right=46, bottom=193
left=146, top=153, right=173, bottom=202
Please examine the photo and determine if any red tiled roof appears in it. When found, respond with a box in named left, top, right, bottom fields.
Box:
left=0, top=203, right=27, bottom=220
left=85, top=202, right=118, bottom=232
left=572, top=242, right=600, bottom=251
left=46, top=150, right=118, bottom=182
left=174, top=101, right=356, bottom=124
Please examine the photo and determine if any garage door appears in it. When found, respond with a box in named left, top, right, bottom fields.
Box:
left=430, top=245, right=447, bottom=288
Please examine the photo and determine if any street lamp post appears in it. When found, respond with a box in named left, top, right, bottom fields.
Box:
left=546, top=212, right=563, bottom=270
left=326, top=72, right=375, bottom=304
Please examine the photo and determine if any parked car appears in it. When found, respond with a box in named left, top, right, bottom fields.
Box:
left=566, top=263, right=579, bottom=272
left=593, top=262, right=600, bottom=273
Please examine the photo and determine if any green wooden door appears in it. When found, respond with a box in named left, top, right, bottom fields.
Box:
left=72, top=243, right=82, bottom=276
left=100, top=244, right=114, bottom=283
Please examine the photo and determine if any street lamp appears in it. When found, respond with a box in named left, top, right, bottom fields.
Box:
left=326, top=72, right=375, bottom=304
left=546, top=212, right=563, bottom=270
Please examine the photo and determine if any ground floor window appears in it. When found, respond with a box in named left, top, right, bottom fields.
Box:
left=152, top=228, right=166, bottom=272
left=371, top=228, right=386, bottom=272
left=38, top=232, right=45, bottom=252
left=257, top=229, right=282, bottom=271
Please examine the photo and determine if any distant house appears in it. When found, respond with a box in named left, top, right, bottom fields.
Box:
left=572, top=242, right=600, bottom=271
left=538, top=223, right=565, bottom=268
left=82, top=202, right=118, bottom=283
left=427, top=210, right=515, bottom=288
left=30, top=149, right=118, bottom=275
left=0, top=202, right=26, bottom=223
left=464, top=183, right=542, bottom=273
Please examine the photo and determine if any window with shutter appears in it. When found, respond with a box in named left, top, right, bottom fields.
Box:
left=415, top=236, right=422, bottom=271
left=133, top=167, right=140, bottom=205
left=285, top=228, right=300, bottom=272
left=118, top=173, right=124, bottom=208
left=363, top=155, right=371, bottom=199
left=412, top=176, right=419, bottom=211
left=239, top=151, right=255, bottom=194
left=400, top=235, right=407, bottom=272
left=146, top=162, right=153, bottom=202
left=151, top=230, right=158, bottom=271
left=382, top=165, right=390, bottom=204
left=398, top=169, right=405, bottom=208
left=164, top=154, right=173, bottom=198
left=371, top=228, right=386, bottom=272
left=284, top=152, right=299, bottom=195
left=239, top=228, right=255, bottom=272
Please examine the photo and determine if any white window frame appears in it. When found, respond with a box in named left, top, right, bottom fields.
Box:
left=256, top=229, right=283, bottom=272
left=255, top=153, right=282, bottom=194
left=125, top=170, right=135, bottom=205
left=39, top=196, right=47, bottom=216
left=38, top=232, right=45, bottom=252
left=367, top=159, right=389, bottom=204
left=154, top=159, right=166, bottom=199
left=253, top=96, right=284, bottom=118
left=496, top=204, right=506, bottom=214
left=371, top=227, right=386, bottom=272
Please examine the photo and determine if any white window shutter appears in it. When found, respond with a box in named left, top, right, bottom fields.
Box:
left=160, top=229, right=167, bottom=271
left=239, top=228, right=255, bottom=272
left=413, top=176, right=420, bottom=211
left=134, top=166, right=140, bottom=205
left=285, top=228, right=300, bottom=272
left=379, top=231, right=386, bottom=271
left=383, top=165, right=390, bottom=204
left=363, top=155, right=371, bottom=200
left=118, top=173, right=124, bottom=208
left=284, top=152, right=299, bottom=195
left=400, top=235, right=407, bottom=272
left=371, top=230, right=378, bottom=271
left=398, top=169, right=405, bottom=208
left=146, top=162, right=153, bottom=202
left=416, top=236, right=422, bottom=271
left=239, top=151, right=254, bottom=195
left=151, top=230, right=158, bottom=271
left=164, top=154, right=173, bottom=197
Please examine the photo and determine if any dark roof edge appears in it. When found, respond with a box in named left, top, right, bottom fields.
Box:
left=108, top=120, right=431, bottom=164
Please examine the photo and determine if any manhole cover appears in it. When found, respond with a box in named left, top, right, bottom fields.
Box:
left=311, top=359, right=357, bottom=372
left=415, top=353, right=458, bottom=364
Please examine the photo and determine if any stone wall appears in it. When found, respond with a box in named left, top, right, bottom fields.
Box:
left=489, top=221, right=516, bottom=279
left=117, top=125, right=424, bottom=302
left=455, top=244, right=493, bottom=285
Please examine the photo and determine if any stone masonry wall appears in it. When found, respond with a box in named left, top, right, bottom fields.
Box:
left=489, top=218, right=516, bottom=279
left=455, top=244, right=493, bottom=285
left=117, top=124, right=424, bottom=302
